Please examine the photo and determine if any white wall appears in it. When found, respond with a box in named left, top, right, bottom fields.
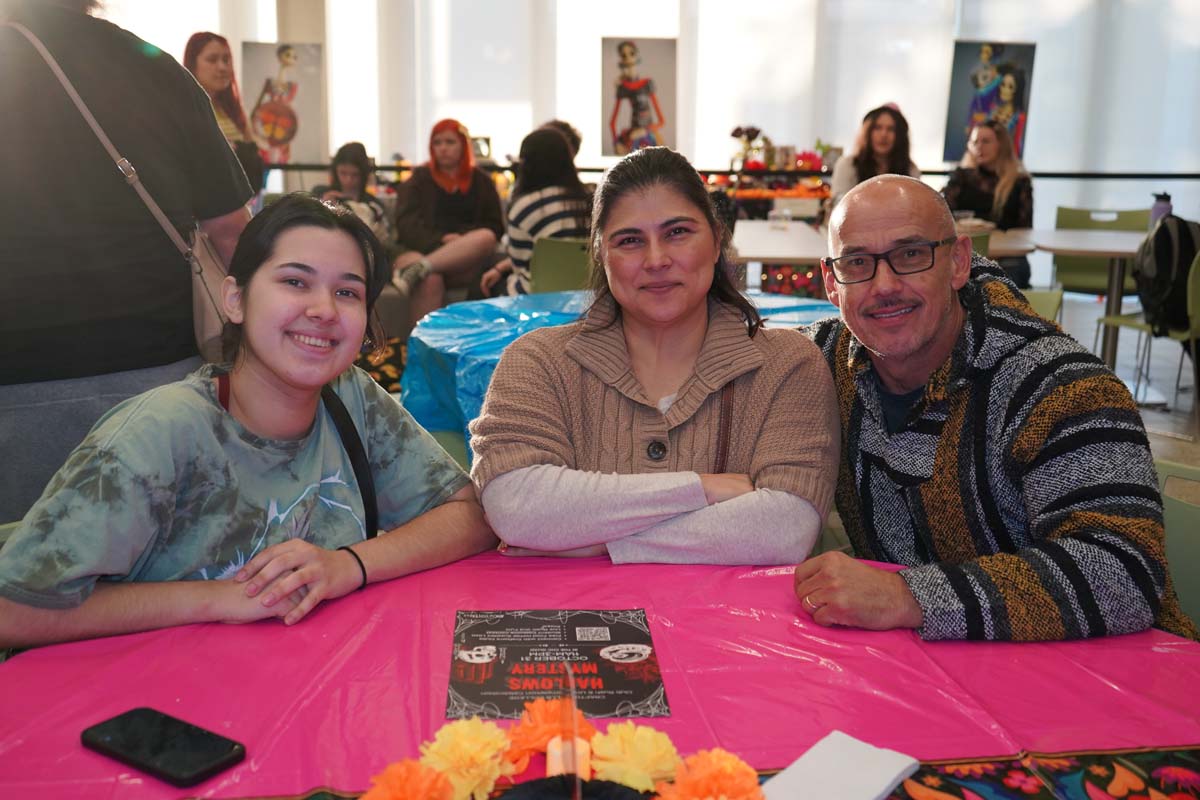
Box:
left=96, top=0, right=273, bottom=90
left=99, top=0, right=1200, bottom=228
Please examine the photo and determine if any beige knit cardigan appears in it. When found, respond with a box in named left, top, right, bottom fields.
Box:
left=470, top=296, right=840, bottom=520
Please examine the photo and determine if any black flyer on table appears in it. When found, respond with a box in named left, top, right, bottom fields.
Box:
left=446, top=609, right=669, bottom=720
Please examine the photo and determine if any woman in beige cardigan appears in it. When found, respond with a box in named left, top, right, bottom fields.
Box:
left=469, top=147, right=839, bottom=564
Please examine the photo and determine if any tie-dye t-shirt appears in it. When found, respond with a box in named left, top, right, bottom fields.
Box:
left=0, top=364, right=470, bottom=609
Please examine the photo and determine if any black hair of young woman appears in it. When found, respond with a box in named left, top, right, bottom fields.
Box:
left=512, top=127, right=589, bottom=203
left=587, top=147, right=762, bottom=337
left=330, top=142, right=372, bottom=193
left=221, top=193, right=391, bottom=360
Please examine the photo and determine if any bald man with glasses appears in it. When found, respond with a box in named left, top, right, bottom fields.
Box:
left=796, top=175, right=1196, bottom=643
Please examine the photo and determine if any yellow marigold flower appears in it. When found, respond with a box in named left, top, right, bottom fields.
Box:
left=360, top=759, right=454, bottom=800
left=508, top=697, right=598, bottom=761
left=591, top=721, right=680, bottom=792
left=655, top=748, right=763, bottom=800
left=419, top=718, right=516, bottom=800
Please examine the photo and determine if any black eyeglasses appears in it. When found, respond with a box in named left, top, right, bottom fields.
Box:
left=823, top=236, right=957, bottom=285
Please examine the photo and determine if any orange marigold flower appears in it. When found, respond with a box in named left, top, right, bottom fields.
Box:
left=655, top=748, right=763, bottom=800
left=360, top=759, right=454, bottom=800
left=508, top=697, right=598, bottom=761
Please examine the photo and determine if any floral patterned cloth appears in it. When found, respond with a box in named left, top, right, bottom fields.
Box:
left=889, top=746, right=1200, bottom=800
left=355, top=338, right=407, bottom=395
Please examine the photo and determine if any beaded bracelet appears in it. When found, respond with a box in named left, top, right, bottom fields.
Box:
left=338, top=545, right=368, bottom=591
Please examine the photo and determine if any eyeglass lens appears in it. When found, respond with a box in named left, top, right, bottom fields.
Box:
left=834, top=242, right=935, bottom=283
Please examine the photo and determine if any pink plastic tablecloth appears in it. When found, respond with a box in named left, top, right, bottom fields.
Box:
left=1, top=553, right=1198, bottom=799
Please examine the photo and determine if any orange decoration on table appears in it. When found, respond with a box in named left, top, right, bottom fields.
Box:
left=506, top=697, right=598, bottom=769
left=654, top=748, right=764, bottom=800
left=360, top=759, right=454, bottom=800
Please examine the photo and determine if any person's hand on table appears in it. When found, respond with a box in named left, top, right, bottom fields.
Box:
left=699, top=473, right=754, bottom=505
left=235, top=539, right=362, bottom=625
left=498, top=542, right=609, bottom=558
left=210, top=577, right=306, bottom=625
left=793, top=551, right=923, bottom=631
left=480, top=258, right=513, bottom=293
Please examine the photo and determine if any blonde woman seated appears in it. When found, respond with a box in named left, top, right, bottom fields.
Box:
left=942, top=119, right=1034, bottom=288
left=469, top=148, right=839, bottom=565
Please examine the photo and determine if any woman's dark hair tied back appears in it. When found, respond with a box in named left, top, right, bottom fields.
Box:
left=587, top=147, right=762, bottom=337
left=221, top=193, right=391, bottom=361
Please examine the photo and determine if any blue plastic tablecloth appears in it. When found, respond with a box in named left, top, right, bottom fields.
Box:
left=401, top=291, right=838, bottom=443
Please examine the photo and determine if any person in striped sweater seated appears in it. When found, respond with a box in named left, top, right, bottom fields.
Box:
left=796, top=174, right=1198, bottom=642
left=479, top=127, right=592, bottom=296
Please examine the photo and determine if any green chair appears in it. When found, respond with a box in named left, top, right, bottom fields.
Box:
left=430, top=429, right=470, bottom=470
left=1095, top=250, right=1200, bottom=429
left=529, top=237, right=591, bottom=294
left=969, top=232, right=991, bottom=258
left=1156, top=458, right=1200, bottom=625
left=1024, top=287, right=1064, bottom=323
left=1053, top=207, right=1149, bottom=295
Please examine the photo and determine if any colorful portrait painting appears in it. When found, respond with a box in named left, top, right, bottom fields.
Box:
left=943, top=40, right=1036, bottom=161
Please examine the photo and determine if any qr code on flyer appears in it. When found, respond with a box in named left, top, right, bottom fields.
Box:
left=575, top=626, right=611, bottom=642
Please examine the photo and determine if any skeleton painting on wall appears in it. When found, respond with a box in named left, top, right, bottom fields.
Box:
left=600, top=37, right=676, bottom=156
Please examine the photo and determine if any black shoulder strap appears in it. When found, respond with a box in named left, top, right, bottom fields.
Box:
left=321, top=384, right=378, bottom=538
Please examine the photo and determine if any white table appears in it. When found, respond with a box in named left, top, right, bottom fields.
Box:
left=731, top=219, right=828, bottom=265
left=987, top=228, right=1035, bottom=259
left=1031, top=229, right=1146, bottom=368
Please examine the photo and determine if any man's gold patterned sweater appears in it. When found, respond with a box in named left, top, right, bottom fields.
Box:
left=805, top=258, right=1198, bottom=641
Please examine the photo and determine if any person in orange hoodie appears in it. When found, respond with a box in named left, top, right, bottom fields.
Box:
left=391, top=118, right=504, bottom=321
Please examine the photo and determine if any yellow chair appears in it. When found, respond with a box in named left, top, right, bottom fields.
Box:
left=1024, top=287, right=1064, bottom=323
left=1053, top=207, right=1149, bottom=295
left=1095, top=251, right=1200, bottom=429
left=1156, top=458, right=1200, bottom=625
left=529, top=237, right=591, bottom=294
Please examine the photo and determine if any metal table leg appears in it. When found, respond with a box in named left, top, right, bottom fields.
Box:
left=1100, top=256, right=1125, bottom=369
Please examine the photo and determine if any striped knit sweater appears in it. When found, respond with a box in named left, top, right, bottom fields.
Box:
left=805, top=257, right=1198, bottom=642
left=503, top=186, right=590, bottom=295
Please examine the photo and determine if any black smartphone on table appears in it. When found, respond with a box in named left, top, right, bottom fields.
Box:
left=81, top=707, right=245, bottom=787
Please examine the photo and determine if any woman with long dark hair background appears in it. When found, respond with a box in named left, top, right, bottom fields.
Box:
left=828, top=104, right=920, bottom=208
left=479, top=127, right=591, bottom=296
left=184, top=31, right=263, bottom=193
